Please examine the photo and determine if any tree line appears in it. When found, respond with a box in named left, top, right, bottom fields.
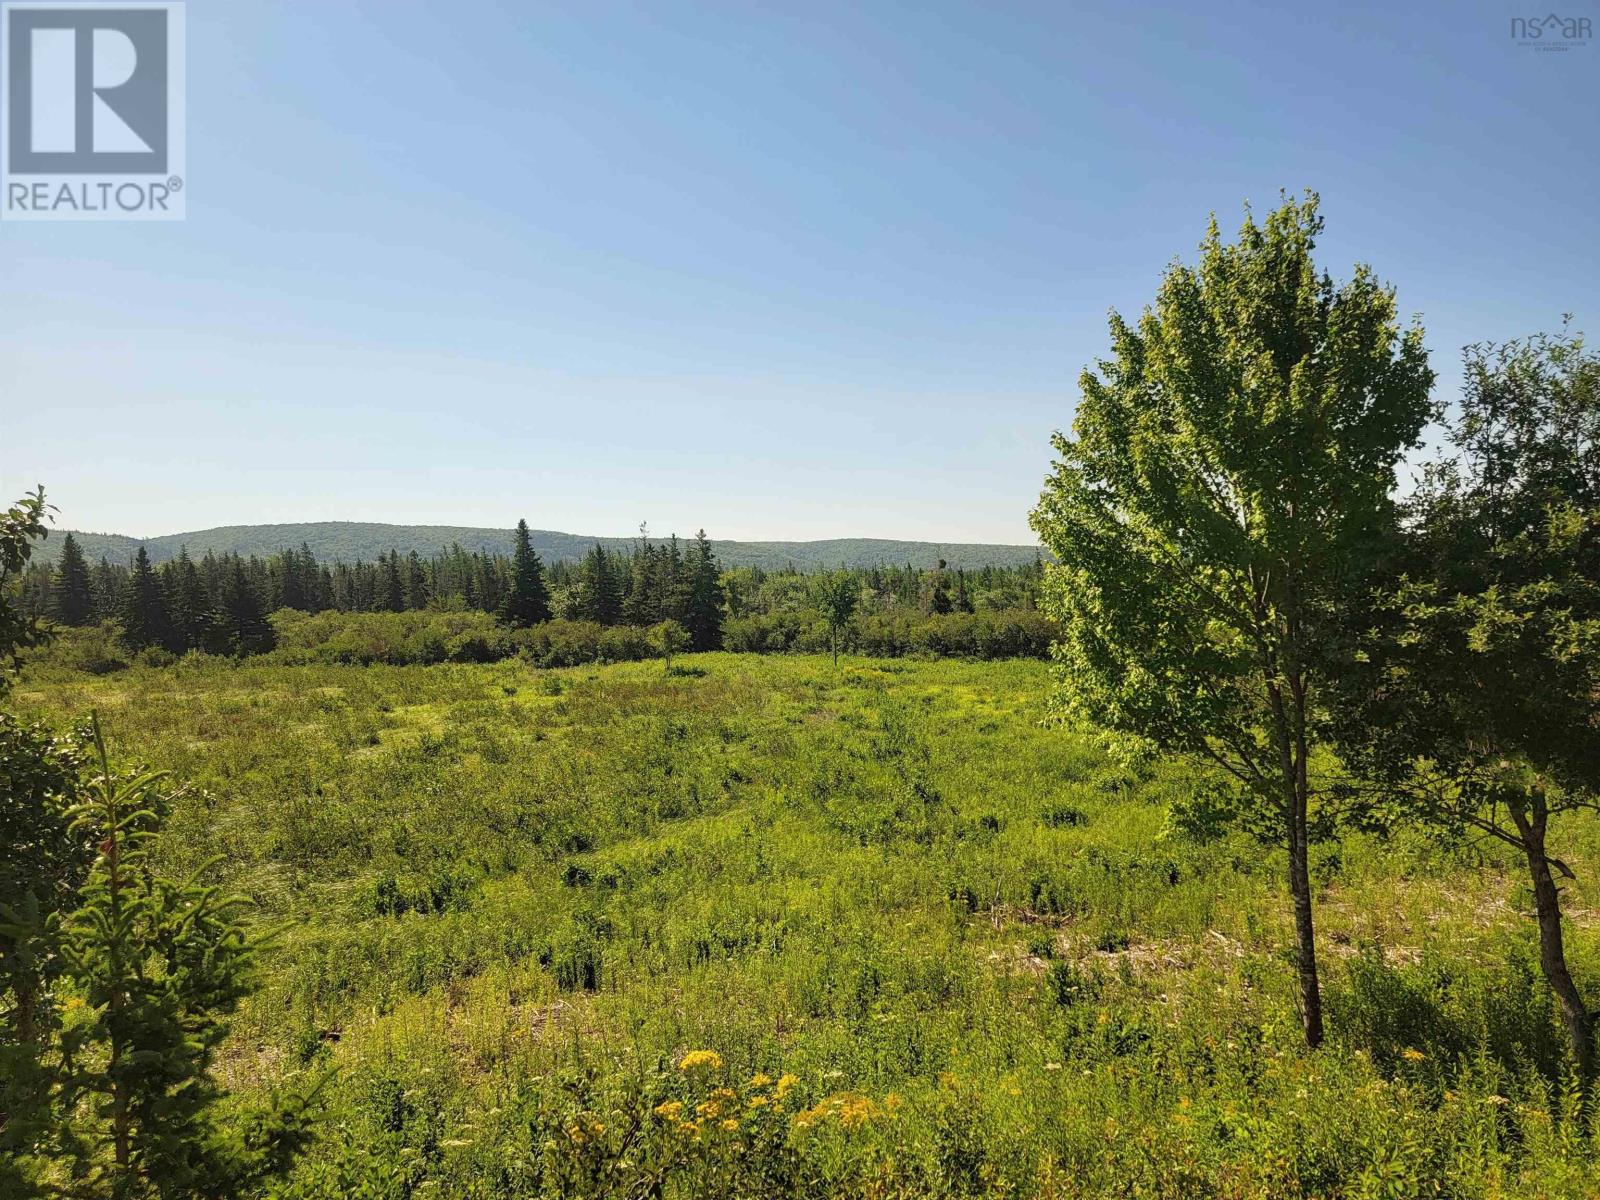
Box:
left=22, top=517, right=1047, bottom=663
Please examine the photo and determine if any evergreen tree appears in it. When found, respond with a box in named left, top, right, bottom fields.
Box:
left=926, top=559, right=953, bottom=615
left=684, top=530, right=725, bottom=651
left=163, top=547, right=208, bottom=652
left=622, top=536, right=658, bottom=626
left=204, top=561, right=275, bottom=656
left=51, top=532, right=94, bottom=627
left=90, top=558, right=120, bottom=623
left=118, top=547, right=170, bottom=653
left=498, top=519, right=551, bottom=627
left=577, top=544, right=622, bottom=624
left=404, top=550, right=429, bottom=611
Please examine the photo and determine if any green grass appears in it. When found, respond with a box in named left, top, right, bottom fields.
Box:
left=16, top=653, right=1600, bottom=1198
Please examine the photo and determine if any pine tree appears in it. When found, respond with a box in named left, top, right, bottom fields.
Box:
left=162, top=547, right=208, bottom=652
left=927, top=559, right=953, bottom=615
left=684, top=530, right=725, bottom=651
left=404, top=551, right=429, bottom=611
left=204, top=561, right=275, bottom=656
left=90, top=558, right=120, bottom=623
left=119, top=547, right=170, bottom=653
left=38, top=719, right=318, bottom=1195
left=622, top=537, right=658, bottom=626
left=51, top=533, right=94, bottom=627
left=379, top=552, right=405, bottom=613
left=577, top=544, right=622, bottom=625
left=499, top=519, right=551, bottom=627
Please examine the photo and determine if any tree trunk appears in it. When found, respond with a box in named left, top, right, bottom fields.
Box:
left=1516, top=796, right=1594, bottom=1083
left=1265, top=672, right=1323, bottom=1048
left=1287, top=796, right=1324, bottom=1047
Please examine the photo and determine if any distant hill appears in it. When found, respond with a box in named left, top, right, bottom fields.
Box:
left=38, top=522, right=1044, bottom=572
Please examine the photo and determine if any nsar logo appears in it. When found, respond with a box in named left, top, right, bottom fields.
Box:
left=1510, top=12, right=1593, bottom=50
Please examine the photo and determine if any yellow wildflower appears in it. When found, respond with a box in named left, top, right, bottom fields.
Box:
left=750, top=1072, right=773, bottom=1087
left=654, top=1100, right=684, bottom=1120
left=720, top=1118, right=738, bottom=1131
left=1401, top=1048, right=1426, bottom=1063
left=679, top=1049, right=723, bottom=1072
left=748, top=1095, right=769, bottom=1109
left=774, top=1073, right=799, bottom=1099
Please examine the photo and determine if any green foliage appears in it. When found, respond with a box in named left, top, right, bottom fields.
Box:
left=118, top=547, right=171, bottom=655
left=11, top=652, right=1599, bottom=1196
left=647, top=618, right=691, bottom=670
left=499, top=519, right=552, bottom=628
left=812, top=573, right=860, bottom=666
left=0, top=716, right=319, bottom=1198
left=1, top=487, right=53, bottom=682
left=1030, top=193, right=1434, bottom=1045
left=53, top=533, right=95, bottom=628
left=1330, top=327, right=1600, bottom=1079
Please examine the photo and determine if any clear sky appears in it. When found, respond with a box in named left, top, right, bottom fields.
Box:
left=3, top=0, right=1596, bottom=543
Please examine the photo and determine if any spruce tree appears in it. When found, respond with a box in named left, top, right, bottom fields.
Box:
left=404, top=551, right=429, bottom=611
left=118, top=547, right=170, bottom=653
left=578, top=544, right=622, bottom=625
left=52, top=533, right=94, bottom=627
left=498, top=519, right=551, bottom=627
left=622, top=539, right=658, bottom=626
left=684, top=530, right=725, bottom=651
left=90, top=558, right=120, bottom=623
left=204, top=561, right=275, bottom=656
left=163, top=548, right=208, bottom=652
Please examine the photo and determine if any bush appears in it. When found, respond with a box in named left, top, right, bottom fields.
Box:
left=269, top=609, right=508, bottom=666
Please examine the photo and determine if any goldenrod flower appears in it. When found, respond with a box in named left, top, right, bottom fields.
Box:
left=679, top=1049, right=723, bottom=1072
left=653, top=1100, right=684, bottom=1120
left=1401, top=1047, right=1426, bottom=1062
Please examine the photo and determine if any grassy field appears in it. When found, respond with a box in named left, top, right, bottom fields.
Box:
left=15, top=652, right=1600, bottom=1198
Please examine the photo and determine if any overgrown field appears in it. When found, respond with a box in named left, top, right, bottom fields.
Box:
left=15, top=653, right=1600, bottom=1198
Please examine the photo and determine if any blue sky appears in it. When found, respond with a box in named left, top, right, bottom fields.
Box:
left=3, top=0, right=1596, bottom=543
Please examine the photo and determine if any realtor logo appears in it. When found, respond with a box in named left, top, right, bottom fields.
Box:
left=2, top=2, right=185, bottom=220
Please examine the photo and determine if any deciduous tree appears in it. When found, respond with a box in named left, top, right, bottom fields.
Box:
left=1030, top=194, right=1433, bottom=1047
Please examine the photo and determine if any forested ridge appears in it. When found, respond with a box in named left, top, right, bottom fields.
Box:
left=37, top=522, right=1045, bottom=572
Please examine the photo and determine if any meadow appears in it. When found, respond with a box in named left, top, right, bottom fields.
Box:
left=13, top=650, right=1600, bottom=1198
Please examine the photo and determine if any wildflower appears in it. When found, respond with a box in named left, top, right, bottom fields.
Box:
left=750, top=1072, right=773, bottom=1087
left=774, top=1073, right=799, bottom=1099
left=679, top=1049, right=723, bottom=1072
left=720, top=1118, right=738, bottom=1131
left=654, top=1100, right=684, bottom=1120
left=1401, top=1048, right=1426, bottom=1062
left=748, top=1095, right=769, bottom=1109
